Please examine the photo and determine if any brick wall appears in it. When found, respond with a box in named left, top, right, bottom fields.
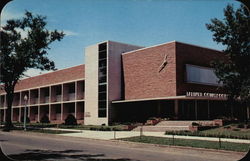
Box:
left=175, top=42, right=225, bottom=95
left=0, top=64, right=85, bottom=94
left=122, top=41, right=226, bottom=100
left=122, top=42, right=177, bottom=100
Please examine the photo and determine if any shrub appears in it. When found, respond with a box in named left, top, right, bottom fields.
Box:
left=102, top=127, right=111, bottom=131
left=90, top=127, right=98, bottom=130
left=40, top=115, right=50, bottom=123
left=237, top=124, right=245, bottom=128
left=224, top=125, right=231, bottom=129
left=21, top=116, right=30, bottom=123
left=148, top=117, right=157, bottom=120
left=233, top=128, right=240, bottom=131
left=64, top=114, right=77, bottom=125
left=113, top=127, right=122, bottom=131
left=192, top=122, right=200, bottom=126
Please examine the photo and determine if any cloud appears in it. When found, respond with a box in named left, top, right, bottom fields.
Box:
left=63, top=30, right=78, bottom=36
left=22, top=68, right=52, bottom=79
left=16, top=28, right=29, bottom=38
left=1, top=10, right=23, bottom=24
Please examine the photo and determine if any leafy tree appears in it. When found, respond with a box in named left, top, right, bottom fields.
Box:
left=0, top=11, right=64, bottom=130
left=206, top=4, right=250, bottom=120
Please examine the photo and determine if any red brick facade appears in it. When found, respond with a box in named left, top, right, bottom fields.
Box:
left=175, top=42, right=225, bottom=95
left=0, top=65, right=84, bottom=94
left=122, top=41, right=225, bottom=100
left=122, top=42, right=177, bottom=100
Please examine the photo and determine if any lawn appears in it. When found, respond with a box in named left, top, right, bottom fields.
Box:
left=165, top=123, right=250, bottom=139
left=57, top=124, right=126, bottom=131
left=26, top=129, right=78, bottom=134
left=120, top=136, right=250, bottom=152
left=5, top=122, right=126, bottom=131
left=8, top=126, right=78, bottom=134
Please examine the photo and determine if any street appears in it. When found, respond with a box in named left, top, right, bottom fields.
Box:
left=0, top=131, right=246, bottom=161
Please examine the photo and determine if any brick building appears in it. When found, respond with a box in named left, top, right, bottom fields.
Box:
left=0, top=40, right=246, bottom=125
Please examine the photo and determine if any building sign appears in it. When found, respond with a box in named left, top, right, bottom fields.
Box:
left=186, top=92, right=227, bottom=98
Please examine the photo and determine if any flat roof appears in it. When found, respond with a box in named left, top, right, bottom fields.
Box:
left=112, top=95, right=227, bottom=103
left=122, top=40, right=222, bottom=56
left=0, top=64, right=85, bottom=94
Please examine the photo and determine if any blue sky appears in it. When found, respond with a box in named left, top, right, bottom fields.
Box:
left=1, top=0, right=241, bottom=76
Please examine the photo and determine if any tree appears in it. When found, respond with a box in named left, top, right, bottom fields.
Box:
left=206, top=4, right=250, bottom=120
left=0, top=11, right=64, bottom=130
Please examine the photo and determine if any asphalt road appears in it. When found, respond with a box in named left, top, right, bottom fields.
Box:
left=0, top=131, right=246, bottom=161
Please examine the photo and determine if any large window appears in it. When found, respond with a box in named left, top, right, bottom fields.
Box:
left=186, top=64, right=222, bottom=86
left=98, top=43, right=107, bottom=117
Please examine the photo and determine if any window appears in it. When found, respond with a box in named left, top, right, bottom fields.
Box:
left=186, top=64, right=222, bottom=86
left=98, top=43, right=107, bottom=118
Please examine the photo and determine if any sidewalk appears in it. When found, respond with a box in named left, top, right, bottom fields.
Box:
left=45, top=128, right=250, bottom=144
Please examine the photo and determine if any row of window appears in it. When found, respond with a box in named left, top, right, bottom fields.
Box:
left=98, top=43, right=107, bottom=117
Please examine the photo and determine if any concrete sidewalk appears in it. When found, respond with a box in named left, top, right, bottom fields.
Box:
left=46, top=128, right=250, bottom=144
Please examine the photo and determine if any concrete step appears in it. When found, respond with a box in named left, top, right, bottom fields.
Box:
left=133, top=125, right=189, bottom=132
left=156, top=120, right=215, bottom=126
left=156, top=121, right=193, bottom=126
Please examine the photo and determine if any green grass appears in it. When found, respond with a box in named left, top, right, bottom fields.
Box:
left=5, top=122, right=126, bottom=131
left=120, top=136, right=250, bottom=152
left=11, top=127, right=78, bottom=134
left=165, top=123, right=250, bottom=139
left=27, top=129, right=78, bottom=134
left=57, top=124, right=126, bottom=131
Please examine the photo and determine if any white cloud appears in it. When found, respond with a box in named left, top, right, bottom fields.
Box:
left=22, top=68, right=53, bottom=79
left=1, top=10, right=23, bottom=25
left=16, top=28, right=29, bottom=39
left=63, top=30, right=78, bottom=36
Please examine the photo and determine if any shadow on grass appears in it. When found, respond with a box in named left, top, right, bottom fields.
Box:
left=7, top=149, right=137, bottom=161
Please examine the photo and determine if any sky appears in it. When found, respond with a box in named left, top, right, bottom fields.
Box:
left=1, top=0, right=241, bottom=77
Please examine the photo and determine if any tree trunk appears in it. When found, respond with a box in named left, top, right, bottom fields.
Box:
left=4, top=90, right=14, bottom=131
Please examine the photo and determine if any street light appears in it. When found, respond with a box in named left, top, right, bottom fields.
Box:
left=23, top=95, right=28, bottom=131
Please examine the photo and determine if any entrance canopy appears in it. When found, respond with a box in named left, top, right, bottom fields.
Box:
left=112, top=95, right=227, bottom=104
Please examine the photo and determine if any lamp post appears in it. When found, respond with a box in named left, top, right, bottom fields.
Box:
left=23, top=95, right=28, bottom=131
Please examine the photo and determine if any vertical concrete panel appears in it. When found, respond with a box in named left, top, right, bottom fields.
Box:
left=85, top=41, right=141, bottom=125
left=84, top=44, right=100, bottom=125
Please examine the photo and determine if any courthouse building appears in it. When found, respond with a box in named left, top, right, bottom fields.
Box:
left=0, top=40, right=245, bottom=125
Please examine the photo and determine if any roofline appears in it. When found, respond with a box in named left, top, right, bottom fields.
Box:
left=0, top=78, right=85, bottom=95
left=112, top=95, right=227, bottom=103
left=20, top=64, right=85, bottom=81
left=107, top=40, right=144, bottom=48
left=122, top=40, right=223, bottom=56
left=174, top=41, right=223, bottom=53
left=122, top=40, right=176, bottom=55
left=85, top=40, right=143, bottom=49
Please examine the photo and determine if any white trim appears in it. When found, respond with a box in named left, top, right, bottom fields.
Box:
left=122, top=41, right=176, bottom=55
left=1, top=78, right=85, bottom=94
left=20, top=64, right=84, bottom=81
left=112, top=96, right=186, bottom=103
left=175, top=41, right=222, bottom=52
left=112, top=95, right=227, bottom=103
left=122, top=40, right=222, bottom=56
left=107, top=40, right=143, bottom=49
